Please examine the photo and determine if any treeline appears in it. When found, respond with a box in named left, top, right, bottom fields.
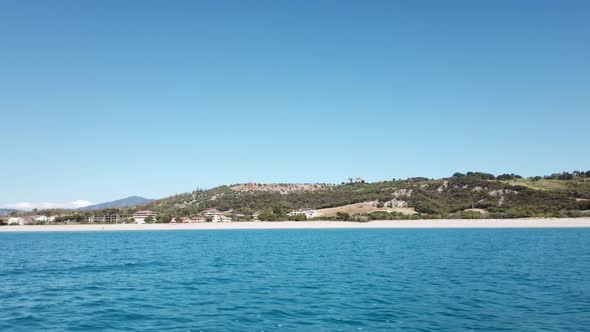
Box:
left=453, top=170, right=590, bottom=181
left=541, top=171, right=590, bottom=180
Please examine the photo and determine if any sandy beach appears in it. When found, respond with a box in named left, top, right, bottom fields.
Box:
left=1, top=218, right=590, bottom=232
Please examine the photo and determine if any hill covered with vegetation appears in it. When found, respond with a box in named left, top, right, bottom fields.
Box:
left=13, top=171, right=590, bottom=223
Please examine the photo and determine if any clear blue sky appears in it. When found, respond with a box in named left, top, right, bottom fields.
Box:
left=1, top=0, right=589, bottom=208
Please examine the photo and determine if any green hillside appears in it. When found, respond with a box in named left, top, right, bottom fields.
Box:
left=24, top=171, right=590, bottom=223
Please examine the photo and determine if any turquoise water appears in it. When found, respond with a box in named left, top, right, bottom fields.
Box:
left=1, top=229, right=589, bottom=331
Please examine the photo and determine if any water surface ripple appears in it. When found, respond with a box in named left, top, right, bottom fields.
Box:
left=1, top=229, right=589, bottom=331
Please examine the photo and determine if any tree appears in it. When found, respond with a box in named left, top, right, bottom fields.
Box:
left=272, top=202, right=292, bottom=217
left=498, top=173, right=523, bottom=180
left=258, top=209, right=276, bottom=221
left=466, top=172, right=495, bottom=180
left=158, top=215, right=172, bottom=223
left=144, top=216, right=154, bottom=223
left=559, top=172, right=574, bottom=180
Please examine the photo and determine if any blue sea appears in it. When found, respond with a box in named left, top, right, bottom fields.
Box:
left=1, top=229, right=589, bottom=331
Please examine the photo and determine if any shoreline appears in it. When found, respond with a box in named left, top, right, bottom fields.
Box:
left=1, top=218, right=590, bottom=232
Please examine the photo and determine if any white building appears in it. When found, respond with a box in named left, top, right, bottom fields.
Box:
left=88, top=215, right=121, bottom=223
left=7, top=217, right=25, bottom=225
left=132, top=211, right=157, bottom=224
left=288, top=209, right=317, bottom=219
left=203, top=208, right=222, bottom=217
left=35, top=215, right=55, bottom=223
left=211, top=214, right=232, bottom=223
left=201, top=209, right=232, bottom=223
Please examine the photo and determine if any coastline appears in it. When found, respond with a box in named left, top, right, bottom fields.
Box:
left=1, top=218, right=590, bottom=232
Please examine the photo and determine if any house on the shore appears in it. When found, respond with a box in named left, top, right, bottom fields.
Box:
left=288, top=209, right=317, bottom=219
left=202, top=208, right=221, bottom=217
left=191, top=216, right=207, bottom=223
left=7, top=217, right=25, bottom=225
left=34, top=215, right=55, bottom=223
left=200, top=209, right=232, bottom=223
left=87, top=215, right=122, bottom=223
left=214, top=215, right=232, bottom=223
left=132, top=210, right=157, bottom=224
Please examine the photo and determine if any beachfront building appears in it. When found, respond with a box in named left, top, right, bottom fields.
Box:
left=200, top=209, right=232, bottom=223
left=177, top=217, right=205, bottom=223
left=35, top=215, right=55, bottom=223
left=203, top=208, right=220, bottom=223
left=7, top=217, right=25, bottom=225
left=132, top=210, right=157, bottom=224
left=213, top=215, right=232, bottom=223
left=202, top=208, right=221, bottom=217
left=87, top=215, right=123, bottom=223
left=288, top=209, right=317, bottom=219
left=191, top=216, right=206, bottom=223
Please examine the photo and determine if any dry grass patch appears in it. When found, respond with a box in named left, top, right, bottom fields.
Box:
left=502, top=179, right=569, bottom=191
left=315, top=201, right=416, bottom=217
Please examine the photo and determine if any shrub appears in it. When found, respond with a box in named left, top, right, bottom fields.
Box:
left=258, top=209, right=277, bottom=221
left=497, top=173, right=522, bottom=180
left=368, top=211, right=391, bottom=220
left=413, top=201, right=443, bottom=215
left=356, top=215, right=370, bottom=223
left=458, top=211, right=482, bottom=219
left=336, top=212, right=351, bottom=221
left=288, top=214, right=307, bottom=221
left=565, top=210, right=583, bottom=218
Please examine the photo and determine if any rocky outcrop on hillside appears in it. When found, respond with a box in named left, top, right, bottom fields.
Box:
left=231, top=183, right=330, bottom=194
left=488, top=189, right=518, bottom=206
left=384, top=198, right=408, bottom=208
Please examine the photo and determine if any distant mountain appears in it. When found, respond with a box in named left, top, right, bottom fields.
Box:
left=78, top=196, right=154, bottom=211
left=0, top=209, right=25, bottom=216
